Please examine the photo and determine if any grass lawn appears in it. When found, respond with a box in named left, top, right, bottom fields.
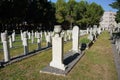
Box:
left=0, top=31, right=118, bottom=80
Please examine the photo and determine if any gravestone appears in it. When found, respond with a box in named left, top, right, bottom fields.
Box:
left=20, top=30, right=23, bottom=41
left=1, top=32, right=10, bottom=62
left=9, top=35, right=13, bottom=48
left=50, top=25, right=66, bottom=70
left=72, top=26, right=80, bottom=52
left=37, top=32, right=41, bottom=50
left=23, top=31, right=29, bottom=55
left=12, top=30, right=15, bottom=42
left=46, top=35, right=51, bottom=47
left=88, top=28, right=93, bottom=41
left=31, top=30, right=34, bottom=43
left=28, top=32, right=31, bottom=39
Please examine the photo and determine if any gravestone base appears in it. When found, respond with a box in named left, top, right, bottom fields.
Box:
left=40, top=50, right=84, bottom=76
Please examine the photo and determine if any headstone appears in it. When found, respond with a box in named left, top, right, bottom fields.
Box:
left=64, top=32, right=67, bottom=42
left=12, top=30, right=15, bottom=42
left=87, top=28, right=89, bottom=34
left=72, top=26, right=80, bottom=52
left=46, top=35, right=51, bottom=47
left=37, top=32, right=41, bottom=50
left=23, top=31, right=29, bottom=55
left=20, top=30, right=23, bottom=41
left=9, top=35, right=13, bottom=48
left=1, top=32, right=10, bottom=62
left=31, top=30, right=34, bottom=43
left=50, top=25, right=66, bottom=70
left=28, top=32, right=31, bottom=39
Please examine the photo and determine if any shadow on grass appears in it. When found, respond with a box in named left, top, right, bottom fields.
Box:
left=0, top=46, right=52, bottom=68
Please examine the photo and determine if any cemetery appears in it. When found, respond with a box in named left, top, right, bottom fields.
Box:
left=0, top=0, right=120, bottom=80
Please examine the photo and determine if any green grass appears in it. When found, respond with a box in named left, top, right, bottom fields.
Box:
left=79, top=34, right=90, bottom=44
left=0, top=31, right=117, bottom=80
left=0, top=34, right=48, bottom=60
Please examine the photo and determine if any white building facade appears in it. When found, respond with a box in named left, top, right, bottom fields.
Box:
left=100, top=11, right=117, bottom=30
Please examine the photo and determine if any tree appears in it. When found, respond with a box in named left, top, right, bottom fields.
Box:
left=67, top=0, right=77, bottom=28
left=110, top=0, right=120, bottom=22
left=55, top=0, right=67, bottom=24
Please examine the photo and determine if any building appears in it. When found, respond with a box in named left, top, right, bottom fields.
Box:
left=100, top=11, right=117, bottom=30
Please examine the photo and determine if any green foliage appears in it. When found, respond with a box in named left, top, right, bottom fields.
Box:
left=55, top=0, right=67, bottom=24
left=0, top=0, right=55, bottom=31
left=110, top=0, right=120, bottom=22
left=55, top=0, right=104, bottom=29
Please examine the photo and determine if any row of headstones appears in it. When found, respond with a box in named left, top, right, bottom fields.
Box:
left=1, top=25, right=89, bottom=63
left=114, top=23, right=120, bottom=54
left=0, top=29, right=73, bottom=49
left=87, top=25, right=102, bottom=42
left=1, top=28, right=91, bottom=49
left=115, top=37, right=120, bottom=55
left=50, top=25, right=80, bottom=70
left=49, top=25, right=103, bottom=70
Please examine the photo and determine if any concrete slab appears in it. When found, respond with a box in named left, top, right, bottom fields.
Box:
left=40, top=50, right=84, bottom=76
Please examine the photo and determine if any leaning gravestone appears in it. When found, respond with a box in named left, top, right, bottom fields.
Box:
left=72, top=26, right=80, bottom=52
left=1, top=32, right=10, bottom=62
left=50, top=25, right=66, bottom=70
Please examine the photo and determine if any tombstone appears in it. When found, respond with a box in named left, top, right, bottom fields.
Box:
left=31, top=30, right=34, bottom=43
left=97, top=27, right=101, bottom=35
left=1, top=32, right=10, bottom=62
left=20, top=30, right=23, bottom=41
left=12, top=30, right=15, bottom=42
left=88, top=33, right=93, bottom=41
left=28, top=32, right=31, bottom=39
left=9, top=35, right=13, bottom=48
left=5, top=30, right=8, bottom=34
left=50, top=25, right=66, bottom=70
left=72, top=26, right=80, bottom=52
left=37, top=32, right=41, bottom=50
left=64, top=32, right=67, bottom=42
left=87, top=28, right=89, bottom=34
left=46, top=35, right=51, bottom=47
left=23, top=31, right=29, bottom=55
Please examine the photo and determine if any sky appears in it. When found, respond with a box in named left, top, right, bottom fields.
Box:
left=49, top=0, right=117, bottom=12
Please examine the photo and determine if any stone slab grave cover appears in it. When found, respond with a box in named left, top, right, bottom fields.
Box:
left=40, top=25, right=84, bottom=76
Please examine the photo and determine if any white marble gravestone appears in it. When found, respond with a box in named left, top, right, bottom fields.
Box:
left=50, top=25, right=66, bottom=70
left=31, top=30, right=34, bottom=43
left=46, top=35, right=51, bottom=47
left=37, top=32, right=41, bottom=50
left=72, top=26, right=80, bottom=52
left=20, top=30, right=23, bottom=41
left=9, top=35, right=13, bottom=48
left=23, top=31, right=29, bottom=55
left=12, top=30, right=15, bottom=42
left=1, top=32, right=10, bottom=62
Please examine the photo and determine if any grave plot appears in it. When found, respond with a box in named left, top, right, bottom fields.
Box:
left=40, top=25, right=99, bottom=76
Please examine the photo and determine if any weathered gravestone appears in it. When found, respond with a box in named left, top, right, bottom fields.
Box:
left=23, top=31, right=29, bottom=55
left=9, top=35, right=13, bottom=48
left=1, top=32, right=10, bottom=62
left=50, top=25, right=66, bottom=70
left=36, top=32, right=41, bottom=50
left=72, top=26, right=80, bottom=52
